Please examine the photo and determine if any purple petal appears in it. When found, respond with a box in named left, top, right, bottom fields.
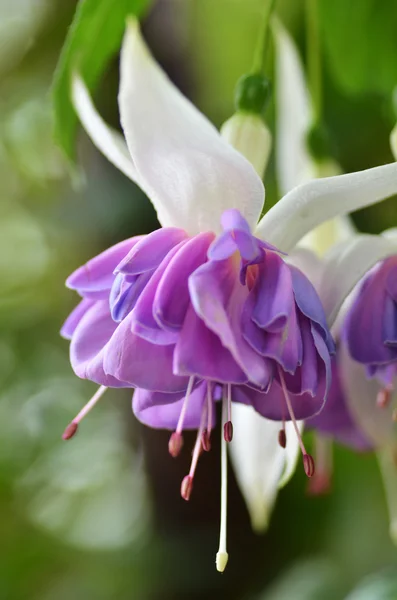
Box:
left=221, top=208, right=252, bottom=233
left=61, top=298, right=94, bottom=340
left=252, top=253, right=294, bottom=332
left=103, top=310, right=188, bottom=392
left=234, top=378, right=325, bottom=421
left=115, top=228, right=188, bottom=275
left=133, top=381, right=211, bottom=430
left=109, top=271, right=152, bottom=322
left=290, top=265, right=335, bottom=353
left=345, top=264, right=397, bottom=364
left=174, top=305, right=248, bottom=384
left=308, top=357, right=372, bottom=451
left=153, top=232, right=214, bottom=331
left=189, top=257, right=272, bottom=388
left=130, top=241, right=188, bottom=345
left=66, top=237, right=141, bottom=296
left=242, top=291, right=302, bottom=374
left=70, top=300, right=129, bottom=387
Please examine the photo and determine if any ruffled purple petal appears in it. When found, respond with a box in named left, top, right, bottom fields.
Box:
left=174, top=305, right=249, bottom=383
left=133, top=381, right=212, bottom=430
left=66, top=237, right=141, bottom=296
left=69, top=300, right=129, bottom=387
left=345, top=261, right=397, bottom=365
left=109, top=271, right=152, bottom=322
left=60, top=298, right=94, bottom=340
left=189, top=257, right=272, bottom=388
left=153, top=232, right=214, bottom=331
left=308, top=357, right=372, bottom=451
left=252, top=252, right=294, bottom=332
left=103, top=310, right=188, bottom=392
left=129, top=241, right=188, bottom=345
left=115, top=228, right=188, bottom=275
left=290, top=265, right=335, bottom=353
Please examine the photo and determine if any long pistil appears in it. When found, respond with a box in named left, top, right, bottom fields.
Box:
left=278, top=367, right=315, bottom=478
left=62, top=385, right=108, bottom=440
left=216, top=395, right=229, bottom=573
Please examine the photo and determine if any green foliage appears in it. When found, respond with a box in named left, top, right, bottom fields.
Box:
left=320, top=0, right=397, bottom=95
left=52, top=0, right=151, bottom=160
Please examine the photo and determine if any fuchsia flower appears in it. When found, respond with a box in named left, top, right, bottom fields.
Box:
left=61, top=19, right=397, bottom=569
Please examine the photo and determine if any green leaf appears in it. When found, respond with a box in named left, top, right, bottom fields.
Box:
left=52, top=0, right=151, bottom=160
left=320, top=0, right=397, bottom=96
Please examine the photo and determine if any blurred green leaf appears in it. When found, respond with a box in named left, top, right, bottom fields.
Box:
left=320, top=0, right=397, bottom=95
left=346, top=571, right=397, bottom=600
left=52, top=0, right=151, bottom=159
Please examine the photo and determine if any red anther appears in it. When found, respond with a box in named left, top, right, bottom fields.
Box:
left=62, top=421, right=78, bottom=440
left=224, top=421, right=233, bottom=442
left=303, top=453, right=315, bottom=478
left=201, top=429, right=211, bottom=452
left=377, top=387, right=392, bottom=408
left=278, top=429, right=287, bottom=448
left=168, top=432, right=183, bottom=457
left=181, top=475, right=193, bottom=501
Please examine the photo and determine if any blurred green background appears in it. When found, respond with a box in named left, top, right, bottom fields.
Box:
left=1, top=0, right=397, bottom=598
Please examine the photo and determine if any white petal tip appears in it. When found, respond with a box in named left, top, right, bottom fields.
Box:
left=216, top=551, right=229, bottom=572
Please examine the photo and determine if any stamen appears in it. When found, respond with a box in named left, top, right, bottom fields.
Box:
left=223, top=383, right=233, bottom=442
left=168, top=432, right=183, bottom=458
left=180, top=399, right=207, bottom=502
left=278, top=428, right=287, bottom=449
left=181, top=475, right=193, bottom=501
left=202, top=381, right=213, bottom=452
left=278, top=367, right=315, bottom=478
left=216, top=394, right=229, bottom=573
left=377, top=384, right=394, bottom=409
left=168, top=377, right=195, bottom=457
left=62, top=385, right=108, bottom=440
left=176, top=376, right=195, bottom=435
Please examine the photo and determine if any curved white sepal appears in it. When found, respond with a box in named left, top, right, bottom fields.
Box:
left=255, top=162, right=397, bottom=251
left=229, top=404, right=299, bottom=532
left=118, top=19, right=265, bottom=234
left=273, top=20, right=313, bottom=195
left=339, top=342, right=397, bottom=448
left=71, top=74, right=139, bottom=184
left=319, top=234, right=397, bottom=327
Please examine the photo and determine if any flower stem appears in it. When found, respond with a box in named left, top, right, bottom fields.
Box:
left=252, top=0, right=277, bottom=75
left=306, top=0, right=322, bottom=122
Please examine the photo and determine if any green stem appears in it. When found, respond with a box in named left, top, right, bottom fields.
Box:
left=252, top=0, right=277, bottom=75
left=306, top=0, right=322, bottom=121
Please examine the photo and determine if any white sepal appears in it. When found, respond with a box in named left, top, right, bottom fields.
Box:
left=71, top=74, right=139, bottom=184
left=256, top=162, right=397, bottom=251
left=229, top=403, right=300, bottom=532
left=118, top=19, right=265, bottom=234
left=319, top=234, right=397, bottom=327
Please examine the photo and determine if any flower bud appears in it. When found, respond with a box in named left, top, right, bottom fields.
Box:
left=221, top=112, right=272, bottom=178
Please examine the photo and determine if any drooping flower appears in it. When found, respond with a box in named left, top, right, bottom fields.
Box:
left=62, top=18, right=397, bottom=569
